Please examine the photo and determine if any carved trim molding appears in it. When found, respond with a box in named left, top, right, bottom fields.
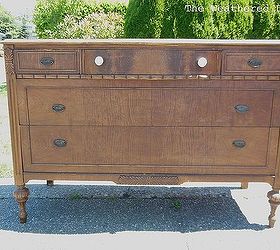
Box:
left=16, top=74, right=280, bottom=81
left=118, top=175, right=179, bottom=185
left=4, top=47, right=15, bottom=75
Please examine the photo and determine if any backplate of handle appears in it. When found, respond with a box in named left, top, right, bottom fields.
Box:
left=248, top=58, right=262, bottom=68
left=40, top=57, right=55, bottom=66
left=53, top=139, right=67, bottom=147
left=52, top=104, right=65, bottom=112
left=234, top=104, right=249, bottom=113
left=232, top=140, right=246, bottom=148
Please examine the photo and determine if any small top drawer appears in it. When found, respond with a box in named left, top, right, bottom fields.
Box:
left=223, top=51, right=280, bottom=75
left=14, top=50, right=80, bottom=74
left=83, top=49, right=221, bottom=75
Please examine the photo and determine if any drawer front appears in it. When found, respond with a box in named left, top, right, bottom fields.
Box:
left=28, top=126, right=269, bottom=166
left=15, top=50, right=80, bottom=73
left=26, top=88, right=273, bottom=126
left=83, top=49, right=221, bottom=75
left=223, top=51, right=280, bottom=75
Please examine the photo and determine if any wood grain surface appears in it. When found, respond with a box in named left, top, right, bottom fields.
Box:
left=26, top=88, right=273, bottom=127
left=27, top=126, right=270, bottom=166
left=223, top=51, right=280, bottom=75
left=14, top=50, right=80, bottom=74
left=83, top=49, right=221, bottom=75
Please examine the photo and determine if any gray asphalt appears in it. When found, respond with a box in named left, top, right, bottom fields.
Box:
left=0, top=184, right=266, bottom=234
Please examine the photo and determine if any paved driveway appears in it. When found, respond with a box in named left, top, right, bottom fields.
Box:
left=0, top=181, right=279, bottom=250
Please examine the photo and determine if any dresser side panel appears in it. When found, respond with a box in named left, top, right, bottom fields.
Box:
left=4, top=44, right=24, bottom=185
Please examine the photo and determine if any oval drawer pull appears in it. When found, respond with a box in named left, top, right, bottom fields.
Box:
left=234, top=104, right=249, bottom=113
left=248, top=58, right=262, bottom=68
left=52, top=104, right=65, bottom=112
left=232, top=140, right=246, bottom=148
left=53, top=139, right=67, bottom=147
left=40, top=57, right=55, bottom=66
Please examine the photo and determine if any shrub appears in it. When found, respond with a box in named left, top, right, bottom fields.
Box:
left=159, top=0, right=255, bottom=39
left=160, top=0, right=176, bottom=38
left=224, top=0, right=253, bottom=39
left=33, top=0, right=127, bottom=38
left=274, top=0, right=280, bottom=38
left=0, top=4, right=20, bottom=38
left=211, top=0, right=230, bottom=38
left=251, top=0, right=276, bottom=39
left=124, top=0, right=165, bottom=38
left=51, top=12, right=124, bottom=39
left=172, top=0, right=217, bottom=39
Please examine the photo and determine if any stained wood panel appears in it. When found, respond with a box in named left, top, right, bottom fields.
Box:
left=15, top=50, right=80, bottom=73
left=223, top=51, right=280, bottom=75
left=26, top=88, right=273, bottom=126
left=83, top=49, right=221, bottom=75
left=152, top=89, right=273, bottom=126
left=28, top=126, right=270, bottom=166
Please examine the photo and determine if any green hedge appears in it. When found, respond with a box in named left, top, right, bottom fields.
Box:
left=274, top=0, right=280, bottom=38
left=171, top=0, right=218, bottom=39
left=124, top=0, right=164, bottom=38
left=251, top=0, right=275, bottom=39
left=34, top=0, right=280, bottom=39
left=33, top=0, right=127, bottom=38
left=170, top=0, right=253, bottom=39
left=0, top=4, right=22, bottom=38
left=125, top=0, right=279, bottom=39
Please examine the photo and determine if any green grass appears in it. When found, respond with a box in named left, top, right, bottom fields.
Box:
left=69, top=193, right=83, bottom=200
left=171, top=199, right=182, bottom=210
left=0, top=164, right=13, bottom=178
left=0, top=83, right=7, bottom=95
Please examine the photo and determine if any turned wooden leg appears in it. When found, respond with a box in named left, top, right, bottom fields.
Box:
left=267, top=190, right=280, bottom=228
left=241, top=182, right=248, bottom=189
left=47, top=180, right=54, bottom=186
left=13, top=185, right=30, bottom=224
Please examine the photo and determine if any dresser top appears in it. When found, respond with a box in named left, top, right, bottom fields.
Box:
left=3, top=39, right=280, bottom=47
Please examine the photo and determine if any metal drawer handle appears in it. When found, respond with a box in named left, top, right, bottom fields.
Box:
left=234, top=104, right=249, bottom=113
left=232, top=140, right=246, bottom=148
left=248, top=58, right=262, bottom=68
left=40, top=57, right=55, bottom=66
left=52, top=104, right=65, bottom=112
left=53, top=138, right=67, bottom=147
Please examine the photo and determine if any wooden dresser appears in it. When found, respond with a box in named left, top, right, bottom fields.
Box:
left=3, top=39, right=280, bottom=227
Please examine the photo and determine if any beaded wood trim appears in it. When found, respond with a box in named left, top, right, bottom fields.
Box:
left=16, top=74, right=280, bottom=81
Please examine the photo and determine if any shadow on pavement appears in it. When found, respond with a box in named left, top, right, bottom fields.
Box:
left=0, top=184, right=267, bottom=234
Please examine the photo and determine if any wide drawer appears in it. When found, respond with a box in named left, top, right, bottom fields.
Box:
left=26, top=88, right=273, bottom=127
left=223, top=51, right=280, bottom=75
left=14, top=50, right=80, bottom=74
left=27, top=126, right=269, bottom=166
left=83, top=49, right=221, bottom=75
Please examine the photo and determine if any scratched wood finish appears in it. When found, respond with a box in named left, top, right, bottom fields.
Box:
left=26, top=88, right=273, bottom=126
left=14, top=50, right=80, bottom=73
left=28, top=126, right=269, bottom=166
left=223, top=51, right=280, bottom=75
left=21, top=126, right=278, bottom=175
left=83, top=49, right=221, bottom=75
left=22, top=172, right=275, bottom=186
left=4, top=40, right=280, bottom=226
